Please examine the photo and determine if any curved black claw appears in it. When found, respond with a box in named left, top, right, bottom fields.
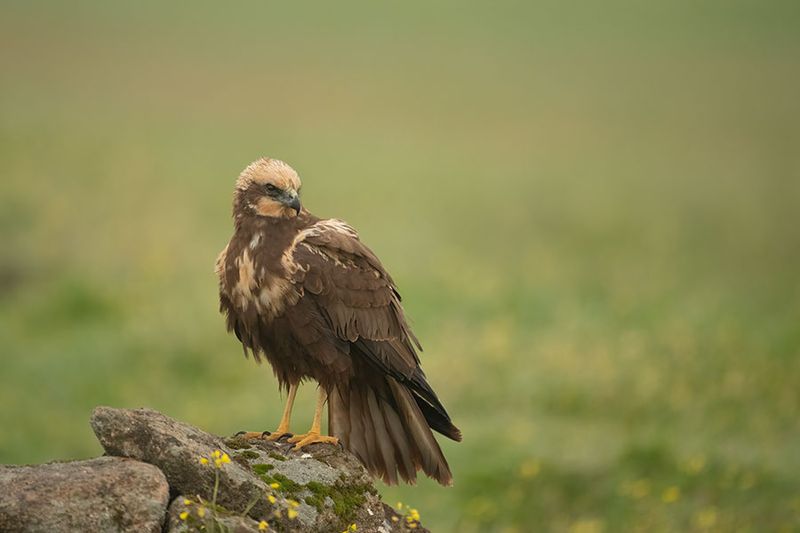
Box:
left=261, top=431, right=271, bottom=438
left=234, top=431, right=246, bottom=437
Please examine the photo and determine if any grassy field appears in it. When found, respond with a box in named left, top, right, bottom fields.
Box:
left=1, top=1, right=799, bottom=531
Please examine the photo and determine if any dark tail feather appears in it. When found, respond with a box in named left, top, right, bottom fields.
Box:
left=329, top=378, right=455, bottom=486
left=414, top=391, right=462, bottom=442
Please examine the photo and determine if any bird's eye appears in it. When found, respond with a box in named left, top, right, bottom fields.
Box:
left=265, top=184, right=279, bottom=193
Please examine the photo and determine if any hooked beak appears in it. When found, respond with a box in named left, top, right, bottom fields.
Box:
left=283, top=193, right=302, bottom=215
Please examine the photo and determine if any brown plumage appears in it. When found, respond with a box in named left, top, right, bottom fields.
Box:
left=216, top=158, right=461, bottom=486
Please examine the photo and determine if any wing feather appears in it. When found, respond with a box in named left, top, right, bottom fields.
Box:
left=286, top=219, right=460, bottom=440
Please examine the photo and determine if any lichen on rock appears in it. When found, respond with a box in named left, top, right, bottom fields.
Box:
left=0, top=456, right=169, bottom=533
left=0, top=407, right=419, bottom=532
left=90, top=406, right=414, bottom=532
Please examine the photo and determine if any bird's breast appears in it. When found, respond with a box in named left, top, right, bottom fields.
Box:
left=221, top=228, right=300, bottom=321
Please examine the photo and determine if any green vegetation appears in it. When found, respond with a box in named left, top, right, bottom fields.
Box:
left=235, top=450, right=260, bottom=461
left=223, top=438, right=252, bottom=451
left=271, top=474, right=303, bottom=497
left=305, top=479, right=373, bottom=523
left=251, top=463, right=274, bottom=476
left=1, top=1, right=798, bottom=531
left=254, top=470, right=304, bottom=501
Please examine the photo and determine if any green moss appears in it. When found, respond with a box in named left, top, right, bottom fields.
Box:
left=260, top=475, right=277, bottom=486
left=304, top=481, right=329, bottom=512
left=252, top=463, right=274, bottom=475
left=251, top=465, right=370, bottom=523
left=304, top=493, right=325, bottom=510
left=235, top=450, right=260, bottom=461
left=251, top=470, right=302, bottom=499
left=268, top=451, right=286, bottom=461
left=272, top=473, right=303, bottom=498
left=305, top=480, right=369, bottom=523
left=223, top=437, right=252, bottom=450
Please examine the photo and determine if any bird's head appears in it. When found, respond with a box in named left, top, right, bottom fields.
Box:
left=233, top=158, right=302, bottom=219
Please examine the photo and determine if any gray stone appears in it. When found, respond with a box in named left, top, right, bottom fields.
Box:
left=0, top=456, right=169, bottom=533
left=166, top=496, right=263, bottom=533
left=91, top=406, right=277, bottom=523
left=91, top=406, right=409, bottom=532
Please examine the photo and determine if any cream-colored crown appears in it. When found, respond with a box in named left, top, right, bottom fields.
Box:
left=235, top=158, right=301, bottom=192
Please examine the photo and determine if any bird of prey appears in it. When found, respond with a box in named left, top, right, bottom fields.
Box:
left=216, top=158, right=461, bottom=485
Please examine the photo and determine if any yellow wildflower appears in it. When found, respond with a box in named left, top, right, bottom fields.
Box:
left=685, top=455, right=706, bottom=474
left=409, top=524, right=418, bottom=530
left=179, top=511, right=189, bottom=521
left=518, top=459, right=541, bottom=479
left=408, top=508, right=420, bottom=522
left=350, top=524, right=357, bottom=531
left=258, top=521, right=269, bottom=531
left=661, top=486, right=681, bottom=504
left=620, top=479, right=650, bottom=499
left=183, top=498, right=192, bottom=505
left=568, top=519, right=603, bottom=533
left=396, top=502, right=404, bottom=510
left=287, top=508, right=299, bottom=520
left=693, top=508, right=718, bottom=529
left=391, top=516, right=399, bottom=522
left=739, top=472, right=756, bottom=490
left=467, top=496, right=495, bottom=519
left=197, top=507, right=206, bottom=518
left=214, top=452, right=231, bottom=468
left=212, top=450, right=221, bottom=459
left=199, top=457, right=209, bottom=465
left=287, top=499, right=300, bottom=508
left=267, top=494, right=277, bottom=504
left=270, top=482, right=280, bottom=490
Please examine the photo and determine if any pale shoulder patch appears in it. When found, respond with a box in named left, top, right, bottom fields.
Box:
left=315, top=218, right=359, bottom=238
left=280, top=218, right=360, bottom=273
left=258, top=277, right=299, bottom=316
left=226, top=246, right=298, bottom=317
left=232, top=249, right=257, bottom=310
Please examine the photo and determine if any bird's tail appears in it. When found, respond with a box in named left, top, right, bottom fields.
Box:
left=328, top=378, right=457, bottom=486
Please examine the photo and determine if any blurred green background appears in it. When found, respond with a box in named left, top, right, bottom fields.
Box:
left=1, top=1, right=799, bottom=531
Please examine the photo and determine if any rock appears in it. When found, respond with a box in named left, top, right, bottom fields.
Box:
left=165, top=496, right=264, bottom=533
left=91, top=406, right=413, bottom=532
left=0, top=456, right=169, bottom=533
left=91, top=406, right=275, bottom=523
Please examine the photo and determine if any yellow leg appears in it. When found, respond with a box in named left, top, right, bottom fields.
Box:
left=288, top=388, right=339, bottom=449
left=238, top=383, right=298, bottom=441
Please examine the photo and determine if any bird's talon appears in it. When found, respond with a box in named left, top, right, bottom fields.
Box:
left=236, top=431, right=268, bottom=440
left=264, top=430, right=292, bottom=442
left=288, top=432, right=339, bottom=450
